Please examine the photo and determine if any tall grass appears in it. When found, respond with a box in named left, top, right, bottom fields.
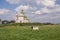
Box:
left=0, top=25, right=60, bottom=40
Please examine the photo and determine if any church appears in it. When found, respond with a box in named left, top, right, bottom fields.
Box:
left=15, top=10, right=29, bottom=23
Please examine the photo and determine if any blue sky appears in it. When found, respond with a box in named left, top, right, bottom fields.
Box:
left=0, top=0, right=60, bottom=23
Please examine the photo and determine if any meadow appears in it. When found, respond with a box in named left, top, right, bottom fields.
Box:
left=0, top=24, right=60, bottom=40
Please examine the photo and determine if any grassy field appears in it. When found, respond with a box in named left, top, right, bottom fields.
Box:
left=0, top=25, right=60, bottom=40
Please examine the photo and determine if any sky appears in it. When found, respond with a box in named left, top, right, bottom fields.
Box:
left=0, top=0, right=60, bottom=23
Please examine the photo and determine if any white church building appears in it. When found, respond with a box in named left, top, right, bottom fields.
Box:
left=15, top=10, right=29, bottom=23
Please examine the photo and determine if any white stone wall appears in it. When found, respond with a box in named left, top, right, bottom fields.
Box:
left=24, top=20, right=29, bottom=23
left=15, top=13, right=29, bottom=23
left=15, top=17, right=24, bottom=23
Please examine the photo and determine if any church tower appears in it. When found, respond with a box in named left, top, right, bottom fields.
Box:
left=15, top=10, right=29, bottom=23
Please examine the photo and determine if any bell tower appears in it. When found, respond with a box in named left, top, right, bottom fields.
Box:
left=15, top=10, right=29, bottom=23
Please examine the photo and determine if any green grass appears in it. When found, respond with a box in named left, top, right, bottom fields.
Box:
left=0, top=25, right=60, bottom=40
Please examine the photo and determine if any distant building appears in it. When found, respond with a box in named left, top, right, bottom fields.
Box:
left=15, top=10, right=29, bottom=23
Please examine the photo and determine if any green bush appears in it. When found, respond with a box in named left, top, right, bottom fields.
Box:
left=0, top=23, right=42, bottom=27
left=0, top=23, right=55, bottom=27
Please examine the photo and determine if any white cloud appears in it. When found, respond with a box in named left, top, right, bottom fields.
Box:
left=41, top=7, right=60, bottom=13
left=6, top=0, right=21, bottom=4
left=36, top=0, right=56, bottom=7
left=51, top=7, right=60, bottom=12
left=0, top=9, right=10, bottom=15
left=34, top=7, right=51, bottom=14
left=15, top=5, right=37, bottom=11
left=40, top=7, right=51, bottom=13
left=6, top=0, right=58, bottom=8
left=34, top=10, right=41, bottom=14
left=6, top=0, right=59, bottom=8
left=35, top=6, right=60, bottom=14
left=39, top=14, right=60, bottom=19
left=6, top=0, right=33, bottom=4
